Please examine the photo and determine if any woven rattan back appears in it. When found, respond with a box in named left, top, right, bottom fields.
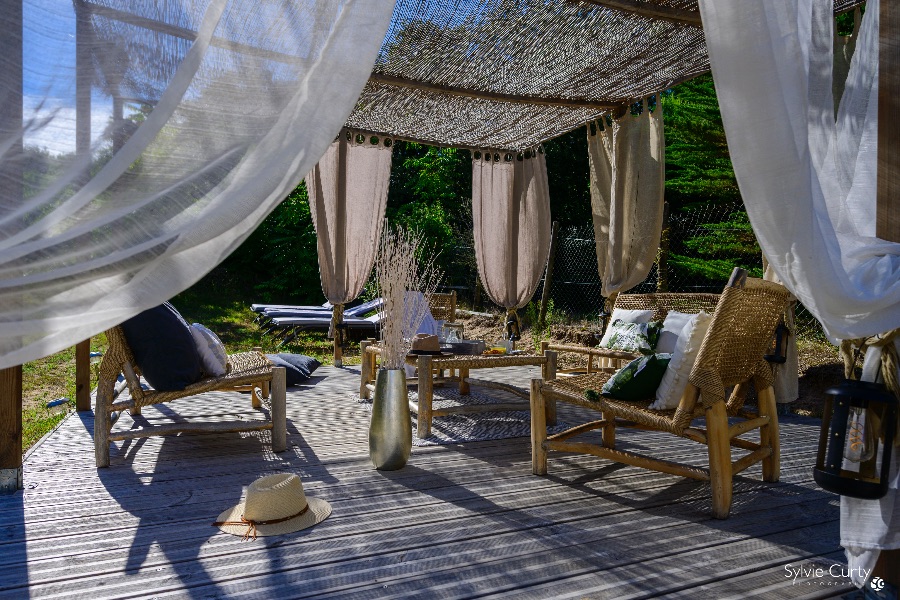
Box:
left=101, top=326, right=147, bottom=404
left=429, top=291, right=457, bottom=321
left=613, top=292, right=720, bottom=322
left=686, top=278, right=791, bottom=418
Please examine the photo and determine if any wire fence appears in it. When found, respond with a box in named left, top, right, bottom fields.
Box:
left=451, top=201, right=825, bottom=340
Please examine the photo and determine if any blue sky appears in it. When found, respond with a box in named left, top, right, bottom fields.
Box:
left=22, top=0, right=111, bottom=154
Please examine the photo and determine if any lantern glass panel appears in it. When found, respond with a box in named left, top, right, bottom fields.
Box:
left=814, top=379, right=897, bottom=500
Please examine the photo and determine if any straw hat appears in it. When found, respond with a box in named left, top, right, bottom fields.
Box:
left=408, top=333, right=448, bottom=355
left=213, top=473, right=331, bottom=540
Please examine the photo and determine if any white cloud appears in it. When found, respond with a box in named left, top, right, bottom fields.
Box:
left=23, top=95, right=113, bottom=156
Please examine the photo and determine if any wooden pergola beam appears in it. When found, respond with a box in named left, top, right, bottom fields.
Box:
left=878, top=0, right=900, bottom=242
left=81, top=1, right=306, bottom=65
left=0, top=0, right=23, bottom=494
left=369, top=73, right=623, bottom=111
left=573, top=0, right=702, bottom=27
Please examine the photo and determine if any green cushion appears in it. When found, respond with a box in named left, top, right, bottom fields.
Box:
left=599, top=319, right=663, bottom=354
left=598, top=353, right=672, bottom=401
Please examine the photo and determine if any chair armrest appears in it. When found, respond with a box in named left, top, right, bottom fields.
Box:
left=542, top=342, right=639, bottom=361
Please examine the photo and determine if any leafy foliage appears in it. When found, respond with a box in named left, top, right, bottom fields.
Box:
left=543, top=128, right=591, bottom=227
left=669, top=211, right=762, bottom=282
left=224, top=181, right=319, bottom=303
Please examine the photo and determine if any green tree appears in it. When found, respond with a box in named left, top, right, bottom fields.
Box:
left=224, top=181, right=319, bottom=303
left=662, top=74, right=739, bottom=206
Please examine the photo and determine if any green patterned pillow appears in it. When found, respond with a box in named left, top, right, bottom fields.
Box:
left=599, top=319, right=663, bottom=354
left=596, top=353, right=672, bottom=401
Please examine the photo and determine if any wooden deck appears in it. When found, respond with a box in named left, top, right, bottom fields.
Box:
left=1, top=365, right=852, bottom=599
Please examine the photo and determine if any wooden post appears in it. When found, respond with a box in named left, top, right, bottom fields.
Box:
left=75, top=340, right=92, bottom=412
left=877, top=0, right=900, bottom=242
left=874, top=0, right=900, bottom=586
left=538, top=221, right=560, bottom=328
left=0, top=367, right=23, bottom=492
left=529, top=379, right=548, bottom=475
left=333, top=306, right=343, bottom=368
left=0, top=0, right=24, bottom=493
left=270, top=367, right=287, bottom=452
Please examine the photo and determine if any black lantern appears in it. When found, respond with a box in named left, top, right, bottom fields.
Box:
left=814, top=379, right=898, bottom=499
left=598, top=307, right=611, bottom=336
left=764, top=320, right=790, bottom=364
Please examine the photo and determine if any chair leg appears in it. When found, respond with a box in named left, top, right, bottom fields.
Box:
left=271, top=368, right=287, bottom=452
left=94, top=372, right=114, bottom=468
left=601, top=410, right=616, bottom=449
left=757, top=384, right=780, bottom=482
left=530, top=379, right=548, bottom=475
left=706, top=401, right=732, bottom=519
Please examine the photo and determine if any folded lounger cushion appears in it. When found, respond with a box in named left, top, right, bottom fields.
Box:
left=270, top=314, right=380, bottom=330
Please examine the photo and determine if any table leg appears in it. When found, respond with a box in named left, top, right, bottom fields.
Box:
left=417, top=355, right=433, bottom=438
left=458, top=366, right=470, bottom=395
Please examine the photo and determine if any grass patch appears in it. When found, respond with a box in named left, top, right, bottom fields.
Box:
left=22, top=404, right=70, bottom=451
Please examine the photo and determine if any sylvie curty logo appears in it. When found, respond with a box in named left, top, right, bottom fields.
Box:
left=784, top=563, right=870, bottom=586
left=870, top=577, right=885, bottom=592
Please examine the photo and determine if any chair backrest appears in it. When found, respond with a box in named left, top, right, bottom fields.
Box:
left=688, top=278, right=791, bottom=408
left=101, top=326, right=147, bottom=404
left=429, top=291, right=457, bottom=321
left=613, top=292, right=720, bottom=322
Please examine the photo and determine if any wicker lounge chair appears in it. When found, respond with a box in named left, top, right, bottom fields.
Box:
left=93, top=326, right=287, bottom=467
left=530, top=276, right=792, bottom=519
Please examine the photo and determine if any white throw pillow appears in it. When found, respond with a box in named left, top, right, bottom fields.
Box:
left=599, top=308, right=654, bottom=347
left=190, top=323, right=228, bottom=377
left=656, top=311, right=696, bottom=354
left=650, top=311, right=713, bottom=410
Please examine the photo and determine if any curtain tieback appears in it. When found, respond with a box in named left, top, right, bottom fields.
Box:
left=505, top=308, right=521, bottom=341
left=329, top=304, right=345, bottom=346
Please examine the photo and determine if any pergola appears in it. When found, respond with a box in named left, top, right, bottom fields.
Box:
left=0, top=2, right=897, bottom=577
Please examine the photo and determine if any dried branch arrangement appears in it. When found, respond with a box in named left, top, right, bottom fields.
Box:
left=375, top=227, right=443, bottom=370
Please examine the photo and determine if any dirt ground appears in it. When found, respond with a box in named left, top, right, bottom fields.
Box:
left=453, top=310, right=840, bottom=417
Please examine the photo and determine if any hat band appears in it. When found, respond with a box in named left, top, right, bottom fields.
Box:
left=213, top=503, right=309, bottom=541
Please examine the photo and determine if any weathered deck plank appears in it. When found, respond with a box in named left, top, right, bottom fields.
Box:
left=0, top=365, right=849, bottom=599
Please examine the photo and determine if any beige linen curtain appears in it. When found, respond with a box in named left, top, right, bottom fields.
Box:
left=588, top=100, right=665, bottom=299
left=306, top=129, right=393, bottom=364
left=472, top=150, right=551, bottom=335
left=306, top=130, right=393, bottom=305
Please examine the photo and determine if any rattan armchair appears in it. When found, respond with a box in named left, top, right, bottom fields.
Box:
left=530, top=277, right=792, bottom=518
left=94, top=326, right=287, bottom=467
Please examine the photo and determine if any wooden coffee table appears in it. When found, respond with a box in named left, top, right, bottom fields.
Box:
left=360, top=342, right=558, bottom=438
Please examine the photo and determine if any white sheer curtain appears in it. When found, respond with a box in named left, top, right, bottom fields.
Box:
left=698, top=0, right=899, bottom=342
left=588, top=100, right=665, bottom=299
left=699, top=0, right=900, bottom=585
left=0, top=0, right=394, bottom=369
left=472, top=151, right=551, bottom=313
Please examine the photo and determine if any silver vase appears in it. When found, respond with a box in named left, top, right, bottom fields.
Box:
left=369, top=368, right=412, bottom=470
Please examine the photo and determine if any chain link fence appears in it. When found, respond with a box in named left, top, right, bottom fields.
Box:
left=452, top=201, right=824, bottom=339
